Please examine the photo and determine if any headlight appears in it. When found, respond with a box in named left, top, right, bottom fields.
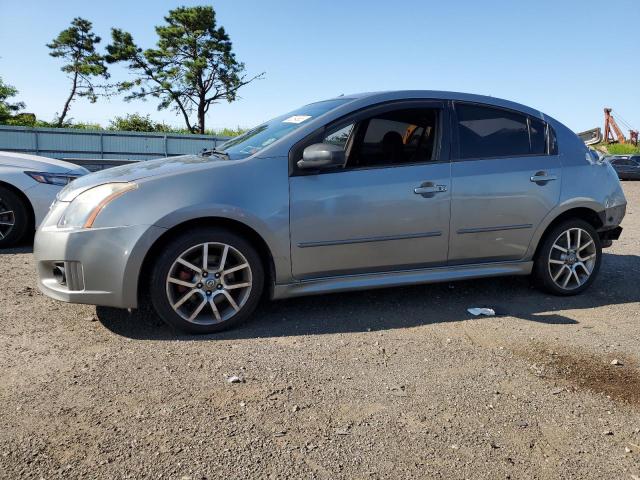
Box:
left=25, top=171, right=83, bottom=186
left=58, top=182, right=137, bottom=229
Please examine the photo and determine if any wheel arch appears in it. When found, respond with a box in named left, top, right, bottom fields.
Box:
left=137, top=216, right=276, bottom=305
left=0, top=180, right=35, bottom=232
left=531, top=206, right=603, bottom=261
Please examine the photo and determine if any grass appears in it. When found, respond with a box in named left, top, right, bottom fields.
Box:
left=592, top=142, right=640, bottom=155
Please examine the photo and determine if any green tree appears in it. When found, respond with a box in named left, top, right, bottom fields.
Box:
left=47, top=17, right=109, bottom=127
left=0, top=76, right=25, bottom=122
left=106, top=6, right=263, bottom=133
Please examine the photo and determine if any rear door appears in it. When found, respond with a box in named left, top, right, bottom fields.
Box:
left=448, top=102, right=561, bottom=264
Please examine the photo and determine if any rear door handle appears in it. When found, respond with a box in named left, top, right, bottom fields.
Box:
left=530, top=171, right=558, bottom=183
left=414, top=182, right=447, bottom=196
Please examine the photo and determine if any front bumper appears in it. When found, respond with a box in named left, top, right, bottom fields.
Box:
left=34, top=223, right=165, bottom=308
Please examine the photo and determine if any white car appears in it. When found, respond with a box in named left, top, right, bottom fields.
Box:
left=0, top=151, right=89, bottom=247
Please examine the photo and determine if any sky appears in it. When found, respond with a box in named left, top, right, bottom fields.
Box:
left=0, top=0, right=639, bottom=134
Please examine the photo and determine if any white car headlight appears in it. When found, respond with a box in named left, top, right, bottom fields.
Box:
left=58, top=182, right=137, bottom=229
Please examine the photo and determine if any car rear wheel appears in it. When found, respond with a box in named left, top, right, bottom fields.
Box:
left=0, top=186, right=30, bottom=248
left=149, top=227, right=264, bottom=333
left=534, top=219, right=602, bottom=296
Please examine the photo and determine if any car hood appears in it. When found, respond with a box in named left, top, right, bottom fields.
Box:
left=0, top=151, right=88, bottom=174
left=57, top=154, right=226, bottom=201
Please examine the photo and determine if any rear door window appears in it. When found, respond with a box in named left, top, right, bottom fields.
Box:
left=455, top=103, right=552, bottom=159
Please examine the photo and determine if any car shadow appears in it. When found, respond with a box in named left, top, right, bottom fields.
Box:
left=0, top=245, right=33, bottom=255
left=0, top=231, right=35, bottom=254
left=95, top=253, right=640, bottom=341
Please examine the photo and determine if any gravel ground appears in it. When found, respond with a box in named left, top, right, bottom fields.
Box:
left=1, top=183, right=639, bottom=479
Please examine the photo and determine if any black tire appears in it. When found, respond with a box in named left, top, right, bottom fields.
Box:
left=533, top=218, right=602, bottom=296
left=0, top=186, right=30, bottom=248
left=149, top=227, right=264, bottom=334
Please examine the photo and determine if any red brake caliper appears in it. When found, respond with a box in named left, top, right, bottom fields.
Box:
left=176, top=269, right=193, bottom=293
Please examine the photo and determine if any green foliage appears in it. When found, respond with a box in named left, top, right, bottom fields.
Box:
left=64, top=121, right=104, bottom=130
left=594, top=142, right=640, bottom=155
left=4, top=113, right=38, bottom=126
left=0, top=76, right=25, bottom=122
left=216, top=126, right=246, bottom=137
left=1, top=114, right=101, bottom=129
left=47, top=17, right=109, bottom=126
left=106, top=6, right=263, bottom=133
left=108, top=113, right=171, bottom=132
left=106, top=115, right=245, bottom=136
left=164, top=125, right=246, bottom=136
left=606, top=143, right=640, bottom=155
left=1, top=109, right=245, bottom=137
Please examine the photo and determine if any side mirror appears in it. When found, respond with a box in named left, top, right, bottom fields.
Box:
left=297, top=143, right=345, bottom=170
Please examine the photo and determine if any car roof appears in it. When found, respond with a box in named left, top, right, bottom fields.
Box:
left=324, top=90, right=545, bottom=119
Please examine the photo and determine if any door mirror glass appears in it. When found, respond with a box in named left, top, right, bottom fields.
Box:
left=298, top=143, right=346, bottom=170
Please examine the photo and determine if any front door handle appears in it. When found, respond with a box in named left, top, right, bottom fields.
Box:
left=530, top=171, right=558, bottom=183
left=414, top=182, right=447, bottom=196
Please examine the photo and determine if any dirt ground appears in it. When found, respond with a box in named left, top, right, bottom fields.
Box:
left=1, top=183, right=639, bottom=480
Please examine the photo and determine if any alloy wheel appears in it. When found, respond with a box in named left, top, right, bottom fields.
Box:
left=165, top=242, right=253, bottom=325
left=0, top=197, right=15, bottom=241
left=548, top=227, right=597, bottom=290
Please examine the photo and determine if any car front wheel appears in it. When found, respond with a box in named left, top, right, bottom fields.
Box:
left=534, top=219, right=602, bottom=296
left=150, top=227, right=264, bottom=333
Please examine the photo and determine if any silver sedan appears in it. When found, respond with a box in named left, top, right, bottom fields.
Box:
left=34, top=91, right=627, bottom=333
left=0, top=152, right=88, bottom=247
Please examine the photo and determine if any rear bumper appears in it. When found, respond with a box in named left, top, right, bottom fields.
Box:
left=598, top=225, right=623, bottom=248
left=598, top=203, right=626, bottom=230
left=597, top=203, right=625, bottom=247
left=34, top=224, right=165, bottom=308
left=599, top=226, right=623, bottom=241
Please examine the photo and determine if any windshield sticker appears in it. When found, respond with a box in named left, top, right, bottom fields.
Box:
left=283, top=115, right=312, bottom=124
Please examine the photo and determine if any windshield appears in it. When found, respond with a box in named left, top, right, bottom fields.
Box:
left=217, top=98, right=350, bottom=159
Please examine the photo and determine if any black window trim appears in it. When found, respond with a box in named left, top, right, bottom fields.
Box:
left=451, top=100, right=558, bottom=162
left=289, top=99, right=451, bottom=177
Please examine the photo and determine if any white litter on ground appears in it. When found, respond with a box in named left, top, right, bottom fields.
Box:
left=467, top=307, right=496, bottom=316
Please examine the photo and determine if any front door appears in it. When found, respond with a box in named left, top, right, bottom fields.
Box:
left=289, top=102, right=451, bottom=279
left=448, top=102, right=562, bottom=264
